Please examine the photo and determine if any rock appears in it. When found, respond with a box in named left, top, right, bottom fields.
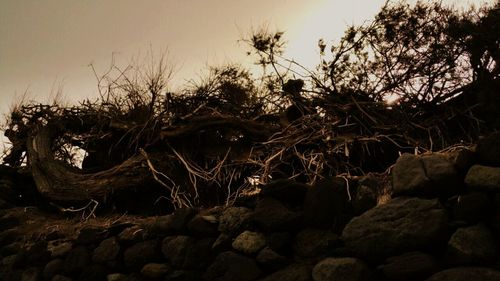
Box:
left=149, top=208, right=197, bottom=235
left=0, top=229, right=19, bottom=247
left=212, top=233, right=232, bottom=253
left=259, top=179, right=309, bottom=207
left=161, top=236, right=196, bottom=268
left=392, top=154, right=430, bottom=194
left=76, top=227, right=109, bottom=245
left=203, top=251, right=261, bottom=281
left=352, top=184, right=377, bottom=215
left=342, top=197, right=449, bottom=261
left=476, top=132, right=500, bottom=166
left=79, top=264, right=108, bottom=281
left=232, top=231, right=266, bottom=255
left=425, top=267, right=500, bottom=281
left=452, top=192, right=493, bottom=224
left=92, top=237, right=121, bottom=264
left=187, top=214, right=218, bottom=237
left=20, top=241, right=51, bottom=266
left=441, top=148, right=476, bottom=174
left=52, top=275, right=74, bottom=281
left=1, top=241, right=22, bottom=256
left=392, top=154, right=459, bottom=197
left=293, top=228, right=341, bottom=259
left=447, top=224, right=498, bottom=265
left=21, top=267, right=42, bottom=281
left=251, top=198, right=302, bottom=232
left=141, top=263, right=171, bottom=279
left=266, top=232, right=293, bottom=255
left=118, top=225, right=148, bottom=244
left=48, top=240, right=73, bottom=258
left=63, top=246, right=90, bottom=275
left=378, top=252, right=439, bottom=281
left=303, top=177, right=348, bottom=229
left=43, top=259, right=64, bottom=280
left=257, top=264, right=312, bottom=281
left=0, top=214, right=20, bottom=231
left=123, top=239, right=161, bottom=269
left=166, top=270, right=202, bottom=281
left=312, top=257, right=371, bottom=281
left=256, top=247, right=289, bottom=271
left=218, top=207, right=252, bottom=235
left=465, top=165, right=500, bottom=192
left=107, top=273, right=127, bottom=281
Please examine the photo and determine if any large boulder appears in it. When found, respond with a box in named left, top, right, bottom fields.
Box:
left=446, top=224, right=498, bottom=265
left=218, top=207, right=252, bottom=235
left=92, top=237, right=121, bottom=265
left=312, top=257, right=371, bottom=281
left=251, top=198, right=302, bottom=232
left=342, top=197, right=449, bottom=261
left=232, top=231, right=266, bottom=255
left=203, top=251, right=261, bottom=281
left=392, top=154, right=459, bottom=198
left=465, top=165, right=500, bottom=192
left=378, top=251, right=439, bottom=281
left=303, top=177, right=349, bottom=229
left=293, top=228, right=341, bottom=259
left=425, top=267, right=500, bottom=281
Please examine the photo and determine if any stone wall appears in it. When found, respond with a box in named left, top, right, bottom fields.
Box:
left=1, top=133, right=500, bottom=281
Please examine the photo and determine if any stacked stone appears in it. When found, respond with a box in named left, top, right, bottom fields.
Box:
left=1, top=134, right=500, bottom=281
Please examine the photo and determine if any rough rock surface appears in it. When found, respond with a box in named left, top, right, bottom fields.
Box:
left=251, top=198, right=302, bottom=232
left=342, top=197, right=449, bottom=261
left=204, top=251, right=261, bottom=281
left=465, top=165, right=500, bottom=192
left=425, top=267, right=500, bottom=281
left=312, top=257, right=371, bottom=281
left=378, top=251, right=439, bottom=281
left=447, top=224, right=498, bottom=265
left=232, top=231, right=267, bottom=255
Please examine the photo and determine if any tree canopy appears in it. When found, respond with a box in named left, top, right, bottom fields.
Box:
left=2, top=0, right=499, bottom=211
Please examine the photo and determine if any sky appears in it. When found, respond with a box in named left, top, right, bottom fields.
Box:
left=0, top=0, right=492, bottom=148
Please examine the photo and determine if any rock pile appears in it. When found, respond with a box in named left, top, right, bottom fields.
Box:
left=1, top=134, right=500, bottom=280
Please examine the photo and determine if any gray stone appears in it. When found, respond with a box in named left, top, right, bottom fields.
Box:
left=251, top=198, right=303, bottom=232
left=293, top=228, right=340, bottom=259
left=43, top=259, right=64, bottom=281
left=118, top=225, right=148, bottom=244
left=312, top=257, right=371, bottom=281
left=465, top=165, right=500, bottom=192
left=378, top=251, right=439, bottom=281
left=392, top=154, right=430, bottom=195
left=21, top=267, right=42, bottom=281
left=218, top=207, right=252, bottom=234
left=187, top=214, right=218, bottom=236
left=203, top=251, right=261, bottom=281
left=257, top=264, right=312, bottom=281
left=107, top=273, right=127, bottom=281
left=232, top=231, right=266, bottom=255
left=425, top=267, right=500, bottom=281
left=476, top=132, right=500, bottom=166
left=92, top=237, right=121, bottom=264
left=342, top=197, right=449, bottom=261
left=51, top=274, right=74, bottom=281
left=63, top=246, right=90, bottom=274
left=141, top=263, right=171, bottom=279
left=161, top=236, right=196, bottom=268
left=303, top=178, right=348, bottom=229
left=123, top=239, right=161, bottom=269
left=256, top=247, right=289, bottom=271
left=447, top=224, right=498, bottom=264
left=392, top=154, right=458, bottom=197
